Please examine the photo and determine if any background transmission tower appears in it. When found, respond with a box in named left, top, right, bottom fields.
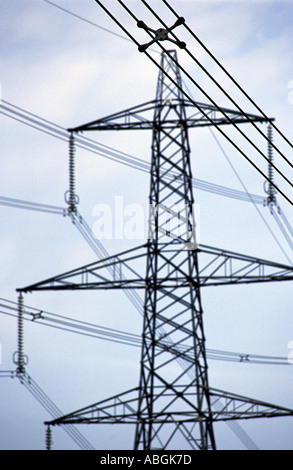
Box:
left=18, top=50, right=293, bottom=450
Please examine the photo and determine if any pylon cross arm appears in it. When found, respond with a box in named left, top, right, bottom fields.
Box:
left=44, top=384, right=293, bottom=426
left=137, top=17, right=186, bottom=52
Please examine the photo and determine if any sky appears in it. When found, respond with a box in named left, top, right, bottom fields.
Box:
left=0, top=0, right=293, bottom=451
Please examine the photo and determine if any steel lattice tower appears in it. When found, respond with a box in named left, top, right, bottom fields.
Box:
left=17, top=50, right=293, bottom=450
left=134, top=51, right=215, bottom=449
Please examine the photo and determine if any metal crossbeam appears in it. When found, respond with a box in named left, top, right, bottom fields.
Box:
left=69, top=99, right=269, bottom=133
left=45, top=384, right=293, bottom=449
left=18, top=243, right=293, bottom=293
left=47, top=386, right=293, bottom=425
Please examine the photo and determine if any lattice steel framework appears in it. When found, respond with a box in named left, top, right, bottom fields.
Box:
left=17, top=51, right=293, bottom=450
left=134, top=51, right=215, bottom=449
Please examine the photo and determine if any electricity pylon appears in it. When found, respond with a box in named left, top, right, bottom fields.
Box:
left=17, top=50, right=293, bottom=450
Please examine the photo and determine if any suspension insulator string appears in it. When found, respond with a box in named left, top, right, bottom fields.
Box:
left=265, top=122, right=277, bottom=210
left=13, top=291, right=29, bottom=374
left=65, top=131, right=79, bottom=213
left=17, top=292, right=24, bottom=373
left=13, top=292, right=23, bottom=373
left=46, top=425, right=53, bottom=451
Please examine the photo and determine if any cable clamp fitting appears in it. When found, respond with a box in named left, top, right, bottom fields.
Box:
left=137, top=17, right=186, bottom=52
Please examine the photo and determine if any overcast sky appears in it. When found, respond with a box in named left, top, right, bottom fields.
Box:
left=0, top=0, right=293, bottom=450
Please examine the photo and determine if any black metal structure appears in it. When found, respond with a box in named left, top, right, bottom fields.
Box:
left=17, top=51, right=293, bottom=450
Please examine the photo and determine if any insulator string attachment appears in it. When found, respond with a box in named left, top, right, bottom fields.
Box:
left=65, top=132, right=79, bottom=213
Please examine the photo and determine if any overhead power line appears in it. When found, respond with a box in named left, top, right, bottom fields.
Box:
left=0, top=99, right=265, bottom=205
left=0, top=195, right=66, bottom=216
left=41, top=0, right=132, bottom=44
left=161, top=0, right=293, bottom=155
left=93, top=0, right=293, bottom=207
left=1, top=91, right=291, bottom=262
left=182, top=76, right=293, bottom=263
left=0, top=368, right=95, bottom=450
left=41, top=0, right=160, bottom=54
left=209, top=128, right=293, bottom=265
left=0, top=297, right=290, bottom=366
left=41, top=0, right=293, bottom=177
left=121, top=0, right=293, bottom=192
left=145, top=0, right=293, bottom=170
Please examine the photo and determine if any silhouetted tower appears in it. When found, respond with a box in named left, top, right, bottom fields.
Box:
left=18, top=50, right=293, bottom=450
left=133, top=51, right=216, bottom=449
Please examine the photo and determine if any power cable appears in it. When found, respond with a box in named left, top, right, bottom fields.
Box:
left=162, top=0, right=293, bottom=156
left=41, top=0, right=132, bottom=44
left=0, top=370, right=16, bottom=379
left=0, top=109, right=67, bottom=144
left=0, top=369, right=95, bottom=449
left=279, top=208, right=293, bottom=238
left=69, top=210, right=145, bottom=315
left=211, top=399, right=260, bottom=450
left=271, top=207, right=293, bottom=252
left=0, top=298, right=290, bottom=366
left=17, top=371, right=95, bottom=450
left=41, top=0, right=159, bottom=54
left=0, top=195, right=66, bottom=216
left=209, top=128, right=293, bottom=265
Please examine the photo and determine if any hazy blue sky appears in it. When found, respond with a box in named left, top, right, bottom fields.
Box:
left=0, top=0, right=293, bottom=450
